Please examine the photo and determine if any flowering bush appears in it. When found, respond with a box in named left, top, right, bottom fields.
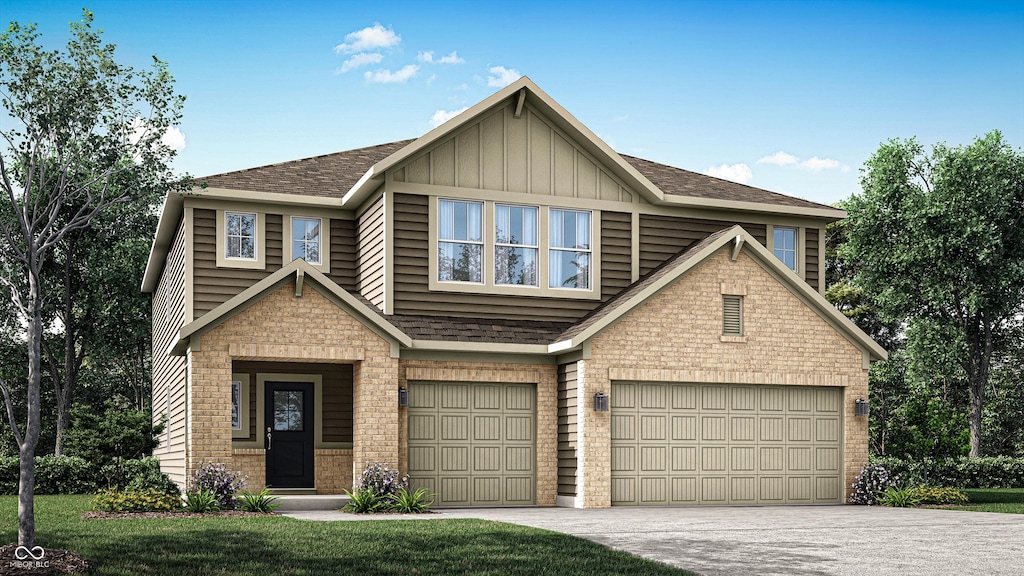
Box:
left=849, top=463, right=900, bottom=505
left=355, top=462, right=407, bottom=497
left=190, top=462, right=246, bottom=510
left=93, top=487, right=181, bottom=512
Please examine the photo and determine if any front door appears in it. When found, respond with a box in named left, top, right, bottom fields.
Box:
left=265, top=381, right=315, bottom=488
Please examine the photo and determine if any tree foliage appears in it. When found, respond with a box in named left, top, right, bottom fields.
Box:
left=841, top=131, right=1024, bottom=457
left=0, top=10, right=184, bottom=546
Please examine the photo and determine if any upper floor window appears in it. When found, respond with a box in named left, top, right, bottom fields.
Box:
left=438, top=199, right=483, bottom=283
left=291, top=217, right=322, bottom=265
left=773, top=226, right=797, bottom=271
left=225, top=211, right=257, bottom=260
left=495, top=204, right=538, bottom=286
left=549, top=209, right=592, bottom=290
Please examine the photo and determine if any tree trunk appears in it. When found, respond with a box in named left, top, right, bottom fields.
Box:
left=966, top=315, right=994, bottom=458
left=19, top=269, right=43, bottom=548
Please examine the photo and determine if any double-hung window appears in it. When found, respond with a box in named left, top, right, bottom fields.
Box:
left=438, top=199, right=483, bottom=283
left=549, top=209, right=592, bottom=290
left=495, top=204, right=538, bottom=286
left=773, top=226, right=797, bottom=271
left=291, top=217, right=322, bottom=265
left=225, top=211, right=257, bottom=260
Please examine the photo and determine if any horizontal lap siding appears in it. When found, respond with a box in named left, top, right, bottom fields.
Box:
left=557, top=362, right=578, bottom=497
left=357, top=196, right=386, bottom=309
left=393, top=194, right=630, bottom=321
left=639, top=215, right=767, bottom=277
left=192, top=209, right=358, bottom=319
left=804, top=228, right=819, bottom=291
left=232, top=361, right=354, bottom=444
left=601, top=212, right=632, bottom=301
left=152, top=223, right=188, bottom=485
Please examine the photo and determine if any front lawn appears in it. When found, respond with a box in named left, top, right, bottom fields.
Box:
left=953, top=488, right=1024, bottom=514
left=0, top=495, right=689, bottom=575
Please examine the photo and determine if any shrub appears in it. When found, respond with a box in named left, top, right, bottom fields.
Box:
left=62, top=404, right=164, bottom=469
left=343, top=487, right=389, bottom=514
left=237, top=487, right=281, bottom=513
left=913, top=485, right=969, bottom=505
left=388, top=487, right=434, bottom=514
left=871, top=456, right=1024, bottom=488
left=849, top=463, right=900, bottom=505
left=0, top=455, right=96, bottom=495
left=101, top=457, right=180, bottom=497
left=93, top=487, right=181, bottom=512
left=190, top=462, right=246, bottom=510
left=877, top=485, right=922, bottom=507
left=183, top=489, right=221, bottom=513
left=355, top=462, right=407, bottom=497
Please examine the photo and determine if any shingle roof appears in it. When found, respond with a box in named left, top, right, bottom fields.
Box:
left=554, top=226, right=737, bottom=342
left=620, top=154, right=833, bottom=210
left=196, top=140, right=414, bottom=198
left=387, top=315, right=572, bottom=345
left=195, top=140, right=832, bottom=210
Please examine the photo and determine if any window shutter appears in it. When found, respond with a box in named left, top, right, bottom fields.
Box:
left=723, top=295, right=743, bottom=336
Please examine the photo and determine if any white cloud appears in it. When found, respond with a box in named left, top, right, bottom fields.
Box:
left=438, top=51, right=464, bottom=64
left=128, top=118, right=185, bottom=151
left=429, top=107, right=470, bottom=127
left=339, top=52, right=383, bottom=73
left=162, top=126, right=186, bottom=151
left=417, top=50, right=434, bottom=63
left=756, top=151, right=799, bottom=166
left=798, top=156, right=843, bottom=172
left=705, top=163, right=753, bottom=184
left=486, top=66, right=521, bottom=88
left=364, top=64, right=419, bottom=83
left=334, top=24, right=400, bottom=54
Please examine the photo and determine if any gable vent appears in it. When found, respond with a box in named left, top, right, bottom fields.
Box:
left=723, top=295, right=743, bottom=336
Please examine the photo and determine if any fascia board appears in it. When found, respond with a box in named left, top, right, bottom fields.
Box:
left=661, top=194, right=847, bottom=220
left=408, top=339, right=551, bottom=355
left=141, top=192, right=184, bottom=293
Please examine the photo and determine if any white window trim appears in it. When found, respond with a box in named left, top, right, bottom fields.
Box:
left=548, top=208, right=594, bottom=292
left=231, top=373, right=250, bottom=439
left=215, top=209, right=266, bottom=270
left=494, top=202, right=540, bottom=287
left=283, top=215, right=331, bottom=273
left=437, top=198, right=486, bottom=285
left=766, top=224, right=801, bottom=276
left=428, top=197, right=601, bottom=300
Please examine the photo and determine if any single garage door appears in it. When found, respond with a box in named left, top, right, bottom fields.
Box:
left=611, top=382, right=843, bottom=505
left=407, top=382, right=535, bottom=506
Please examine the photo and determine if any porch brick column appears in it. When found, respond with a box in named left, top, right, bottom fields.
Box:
left=352, top=356, right=400, bottom=485
left=186, top=340, right=234, bottom=484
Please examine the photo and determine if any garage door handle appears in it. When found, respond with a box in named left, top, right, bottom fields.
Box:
left=266, top=427, right=272, bottom=451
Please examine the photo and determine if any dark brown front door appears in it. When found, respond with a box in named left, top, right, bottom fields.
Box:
left=265, top=381, right=314, bottom=488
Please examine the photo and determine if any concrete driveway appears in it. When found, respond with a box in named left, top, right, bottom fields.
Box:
left=432, top=505, right=1024, bottom=576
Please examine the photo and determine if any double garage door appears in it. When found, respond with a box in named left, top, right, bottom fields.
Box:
left=407, top=382, right=535, bottom=506
left=611, top=382, right=843, bottom=505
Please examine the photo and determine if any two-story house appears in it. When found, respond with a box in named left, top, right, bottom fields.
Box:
left=143, top=77, right=885, bottom=508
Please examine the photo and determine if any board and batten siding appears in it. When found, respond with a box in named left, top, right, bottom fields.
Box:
left=357, top=195, right=386, bottom=310
left=557, top=362, right=578, bottom=497
left=392, top=103, right=636, bottom=202
left=152, top=222, right=188, bottom=485
left=191, top=208, right=358, bottom=319
left=638, top=215, right=768, bottom=277
left=392, top=193, right=632, bottom=321
left=232, top=361, right=353, bottom=444
left=804, top=227, right=820, bottom=291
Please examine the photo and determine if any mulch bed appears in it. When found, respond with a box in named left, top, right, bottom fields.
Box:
left=0, top=543, right=90, bottom=575
left=82, top=510, right=276, bottom=519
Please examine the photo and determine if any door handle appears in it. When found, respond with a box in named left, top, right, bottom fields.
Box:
left=266, top=427, right=272, bottom=451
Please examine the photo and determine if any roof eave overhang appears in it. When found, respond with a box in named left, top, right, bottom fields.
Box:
left=340, top=76, right=667, bottom=209
left=660, top=194, right=847, bottom=220
left=141, top=192, right=185, bottom=293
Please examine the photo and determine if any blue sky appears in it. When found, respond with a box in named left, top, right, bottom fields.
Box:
left=5, top=0, right=1023, bottom=205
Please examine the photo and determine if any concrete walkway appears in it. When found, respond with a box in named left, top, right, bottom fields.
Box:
left=283, top=505, right=1024, bottom=576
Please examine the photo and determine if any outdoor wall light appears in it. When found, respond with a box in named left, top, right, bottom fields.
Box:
left=398, top=386, right=409, bottom=407
left=855, top=398, right=870, bottom=417
left=594, top=392, right=609, bottom=412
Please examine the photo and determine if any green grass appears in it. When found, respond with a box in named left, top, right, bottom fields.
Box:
left=952, top=488, right=1024, bottom=514
left=0, top=495, right=690, bottom=575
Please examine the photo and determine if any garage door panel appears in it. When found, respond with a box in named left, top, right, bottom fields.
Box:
left=612, top=382, right=843, bottom=506
left=641, top=446, right=667, bottom=472
left=408, top=382, right=536, bottom=506
left=641, top=415, right=667, bottom=440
